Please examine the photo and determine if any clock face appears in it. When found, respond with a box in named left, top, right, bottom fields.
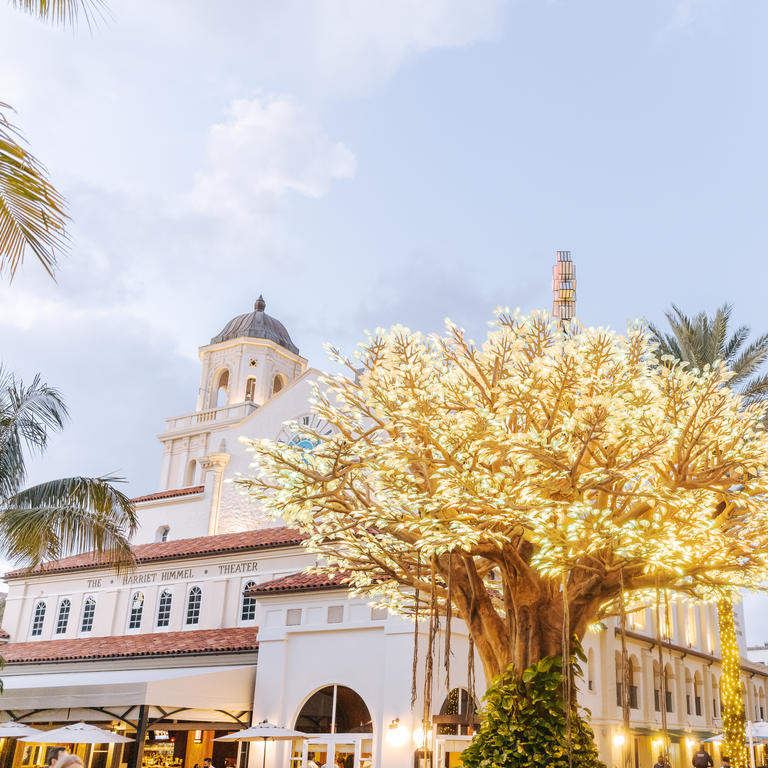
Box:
left=277, top=413, right=335, bottom=450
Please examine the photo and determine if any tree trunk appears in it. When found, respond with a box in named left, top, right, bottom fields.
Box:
left=718, top=598, right=748, bottom=768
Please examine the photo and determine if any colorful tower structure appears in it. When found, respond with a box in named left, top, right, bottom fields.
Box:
left=552, top=250, right=576, bottom=320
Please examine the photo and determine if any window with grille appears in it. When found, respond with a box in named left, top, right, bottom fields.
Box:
left=30, top=601, right=46, bottom=636
left=241, top=581, right=257, bottom=622
left=327, top=606, right=344, bottom=624
left=55, top=599, right=71, bottom=634
left=185, top=586, right=202, bottom=625
left=80, top=597, right=96, bottom=633
left=157, top=590, right=172, bottom=627
left=128, top=591, right=144, bottom=630
left=286, top=608, right=302, bottom=626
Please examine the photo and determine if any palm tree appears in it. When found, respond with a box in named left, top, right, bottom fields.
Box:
left=0, top=366, right=136, bottom=568
left=649, top=303, right=768, bottom=768
left=649, top=303, right=768, bottom=404
left=1, top=1, right=105, bottom=280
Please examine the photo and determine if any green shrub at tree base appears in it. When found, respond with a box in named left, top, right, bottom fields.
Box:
left=460, top=655, right=605, bottom=768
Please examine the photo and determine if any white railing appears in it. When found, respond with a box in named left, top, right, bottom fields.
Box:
left=164, top=402, right=258, bottom=431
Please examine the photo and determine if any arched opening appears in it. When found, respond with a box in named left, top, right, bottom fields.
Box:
left=128, top=591, right=144, bottom=631
left=652, top=660, right=661, bottom=712
left=295, top=685, right=372, bottom=734
left=713, top=677, right=721, bottom=718
left=80, top=596, right=96, bottom=634
left=210, top=369, right=229, bottom=409
left=272, top=374, right=285, bottom=396
left=663, top=664, right=675, bottom=713
left=30, top=601, right=46, bottom=637
left=55, top=598, right=71, bottom=635
left=293, top=686, right=374, bottom=768
left=241, top=581, right=257, bottom=622
left=157, top=590, right=172, bottom=628
left=754, top=685, right=760, bottom=721
left=185, top=586, right=202, bottom=625
left=759, top=687, right=766, bottom=721
left=615, top=652, right=639, bottom=710
left=245, top=377, right=257, bottom=402
left=184, top=459, right=197, bottom=487
left=437, top=688, right=477, bottom=735
left=694, top=670, right=703, bottom=716
left=156, top=525, right=170, bottom=543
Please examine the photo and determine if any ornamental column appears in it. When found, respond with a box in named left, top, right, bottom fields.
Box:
left=199, top=450, right=231, bottom=536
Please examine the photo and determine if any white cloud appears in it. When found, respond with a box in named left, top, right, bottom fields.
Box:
left=187, top=96, right=356, bottom=218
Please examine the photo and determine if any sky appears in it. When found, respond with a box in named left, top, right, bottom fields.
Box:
left=1, top=0, right=768, bottom=637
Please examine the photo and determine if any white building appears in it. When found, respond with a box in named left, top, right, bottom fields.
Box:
left=0, top=297, right=766, bottom=768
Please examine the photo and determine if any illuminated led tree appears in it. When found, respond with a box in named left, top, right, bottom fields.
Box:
left=242, top=312, right=768, bottom=767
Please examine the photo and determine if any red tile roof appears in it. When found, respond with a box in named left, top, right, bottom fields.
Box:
left=0, top=627, right=259, bottom=664
left=132, top=486, right=205, bottom=504
left=248, top=570, right=351, bottom=595
left=5, top=527, right=307, bottom=579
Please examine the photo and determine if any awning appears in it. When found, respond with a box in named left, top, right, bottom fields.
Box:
left=0, top=665, right=255, bottom=712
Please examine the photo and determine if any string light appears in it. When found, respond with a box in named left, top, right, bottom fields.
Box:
left=719, top=599, right=748, bottom=768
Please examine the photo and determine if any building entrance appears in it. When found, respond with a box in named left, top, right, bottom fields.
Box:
left=293, top=685, right=374, bottom=768
left=292, top=736, right=373, bottom=768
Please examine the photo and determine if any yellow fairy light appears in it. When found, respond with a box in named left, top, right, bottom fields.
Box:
left=719, top=598, right=748, bottom=768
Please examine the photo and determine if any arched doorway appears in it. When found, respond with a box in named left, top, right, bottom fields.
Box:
left=434, top=688, right=478, bottom=767
left=293, top=685, right=373, bottom=768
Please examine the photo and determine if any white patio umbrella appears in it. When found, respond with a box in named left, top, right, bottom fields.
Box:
left=20, top=722, right=133, bottom=744
left=0, top=723, right=44, bottom=739
left=215, top=722, right=307, bottom=768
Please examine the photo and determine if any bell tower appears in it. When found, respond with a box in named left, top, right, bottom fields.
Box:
left=196, top=294, right=307, bottom=411
left=157, top=295, right=307, bottom=492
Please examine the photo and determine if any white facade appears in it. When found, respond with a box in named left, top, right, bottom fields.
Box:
left=1, top=297, right=767, bottom=768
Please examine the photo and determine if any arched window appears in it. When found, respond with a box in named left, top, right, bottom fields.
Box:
left=241, top=581, right=257, bottom=622
left=162, top=527, right=170, bottom=542
left=437, top=688, right=477, bottom=735
left=664, top=664, right=674, bottom=712
left=295, top=685, right=372, bottom=734
left=30, top=601, right=46, bottom=637
left=184, top=458, right=197, bottom=486
left=80, top=597, right=96, bottom=633
left=713, top=677, right=721, bottom=718
left=653, top=660, right=661, bottom=712
left=156, top=525, right=170, bottom=543
left=272, top=375, right=285, bottom=396
left=213, top=369, right=229, bottom=408
left=245, top=377, right=257, bottom=402
left=185, top=586, right=202, bottom=625
left=128, top=591, right=144, bottom=630
left=685, top=668, right=693, bottom=715
left=157, top=590, right=173, bottom=628
left=694, top=670, right=703, bottom=716
left=55, top=598, right=71, bottom=634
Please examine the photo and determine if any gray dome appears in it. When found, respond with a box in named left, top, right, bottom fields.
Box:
left=211, top=295, right=299, bottom=354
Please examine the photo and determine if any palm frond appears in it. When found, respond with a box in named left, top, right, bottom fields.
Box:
left=8, top=0, right=105, bottom=27
left=647, top=322, right=683, bottom=362
left=0, top=475, right=137, bottom=568
left=729, top=333, right=768, bottom=386
left=0, top=367, right=67, bottom=498
left=0, top=104, right=67, bottom=280
left=739, top=373, right=768, bottom=404
left=723, top=326, right=750, bottom=365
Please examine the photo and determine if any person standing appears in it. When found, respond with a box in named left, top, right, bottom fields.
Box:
left=692, top=745, right=714, bottom=768
left=653, top=755, right=670, bottom=768
left=47, top=747, right=67, bottom=768
left=721, top=756, right=732, bottom=768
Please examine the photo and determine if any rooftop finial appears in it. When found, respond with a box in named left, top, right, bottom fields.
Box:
left=255, top=295, right=266, bottom=312
left=552, top=251, right=576, bottom=321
